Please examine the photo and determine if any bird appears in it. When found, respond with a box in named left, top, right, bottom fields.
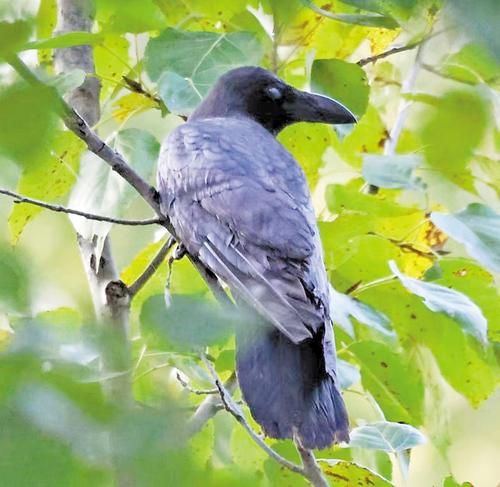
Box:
left=157, top=66, right=356, bottom=449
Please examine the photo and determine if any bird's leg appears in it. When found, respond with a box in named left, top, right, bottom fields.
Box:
left=164, top=243, right=187, bottom=305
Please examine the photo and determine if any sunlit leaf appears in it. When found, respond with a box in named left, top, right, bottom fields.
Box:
left=94, top=34, right=130, bottom=100
left=359, top=283, right=497, bottom=406
left=349, top=421, right=426, bottom=452
left=390, top=261, right=488, bottom=344
left=349, top=340, right=425, bottom=424
left=278, top=123, right=334, bottom=188
left=95, top=0, right=166, bottom=33
left=430, top=203, right=500, bottom=273
left=311, top=59, right=369, bottom=118
left=326, top=183, right=418, bottom=217
left=320, top=460, right=393, bottom=486
left=35, top=0, right=57, bottom=65
left=112, top=92, right=157, bottom=123
left=9, top=131, right=84, bottom=242
left=22, top=32, right=102, bottom=50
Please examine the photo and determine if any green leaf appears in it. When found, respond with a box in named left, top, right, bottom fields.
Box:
left=9, top=131, right=85, bottom=243
left=360, top=283, right=497, bottom=406
left=96, top=0, right=166, bottom=33
left=140, top=294, right=234, bottom=352
left=349, top=340, right=425, bottom=424
left=442, top=43, right=500, bottom=85
left=0, top=82, right=59, bottom=169
left=35, top=0, right=57, bottom=65
left=337, top=358, right=361, bottom=390
left=443, top=476, right=474, bottom=487
left=430, top=258, right=500, bottom=343
left=144, top=28, right=264, bottom=114
left=430, top=203, right=500, bottom=273
left=22, top=32, right=103, bottom=50
left=349, top=421, right=426, bottom=452
left=320, top=460, right=393, bottom=486
left=389, top=261, right=488, bottom=345
left=94, top=34, right=130, bottom=100
left=0, top=21, right=32, bottom=56
left=311, top=59, right=370, bottom=118
left=0, top=244, right=29, bottom=313
left=331, top=287, right=393, bottom=337
left=303, top=1, right=398, bottom=29
left=338, top=0, right=417, bottom=22
left=278, top=123, right=334, bottom=188
left=326, top=184, right=418, bottom=217
left=419, top=89, right=489, bottom=190
left=362, top=154, right=426, bottom=190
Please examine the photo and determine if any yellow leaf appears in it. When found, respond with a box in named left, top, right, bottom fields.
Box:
left=367, top=28, right=400, bottom=55
left=112, top=92, right=156, bottom=123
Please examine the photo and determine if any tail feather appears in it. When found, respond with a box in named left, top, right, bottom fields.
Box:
left=236, top=322, right=349, bottom=450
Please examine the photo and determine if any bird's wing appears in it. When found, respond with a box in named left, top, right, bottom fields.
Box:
left=158, top=119, right=328, bottom=344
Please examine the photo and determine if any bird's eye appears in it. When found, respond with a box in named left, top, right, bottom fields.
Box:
left=266, top=86, right=283, bottom=102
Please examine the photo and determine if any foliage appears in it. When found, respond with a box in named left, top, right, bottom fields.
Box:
left=0, top=0, right=499, bottom=486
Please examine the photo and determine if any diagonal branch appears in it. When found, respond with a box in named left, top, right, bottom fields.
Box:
left=356, top=29, right=446, bottom=67
left=128, top=237, right=176, bottom=297
left=0, top=188, right=162, bottom=226
left=200, top=355, right=329, bottom=486
left=187, top=372, right=238, bottom=436
left=5, top=53, right=230, bottom=307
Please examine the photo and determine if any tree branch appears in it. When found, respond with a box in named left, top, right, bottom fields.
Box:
left=176, top=372, right=218, bottom=395
left=0, top=188, right=162, bottom=226
left=187, top=372, right=238, bottom=436
left=200, top=355, right=330, bottom=486
left=128, top=237, right=176, bottom=297
left=295, top=441, right=329, bottom=487
left=356, top=30, right=445, bottom=67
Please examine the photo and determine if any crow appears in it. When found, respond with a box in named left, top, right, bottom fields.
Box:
left=157, top=66, right=356, bottom=449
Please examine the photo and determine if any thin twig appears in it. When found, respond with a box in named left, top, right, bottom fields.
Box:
left=357, top=40, right=423, bottom=67
left=187, top=372, right=238, bottom=436
left=356, top=29, right=446, bottom=67
left=0, top=188, right=162, bottom=226
left=176, top=372, right=218, bottom=395
left=128, top=237, right=176, bottom=297
left=200, top=354, right=304, bottom=475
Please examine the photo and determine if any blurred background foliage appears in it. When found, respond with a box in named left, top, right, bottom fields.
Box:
left=0, top=0, right=499, bottom=486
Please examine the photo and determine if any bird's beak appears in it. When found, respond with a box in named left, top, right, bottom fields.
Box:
left=286, top=89, right=357, bottom=125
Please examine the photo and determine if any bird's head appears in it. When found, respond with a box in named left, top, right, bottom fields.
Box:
left=190, top=66, right=356, bottom=135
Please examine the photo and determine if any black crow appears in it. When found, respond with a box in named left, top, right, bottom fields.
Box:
left=158, top=66, right=355, bottom=449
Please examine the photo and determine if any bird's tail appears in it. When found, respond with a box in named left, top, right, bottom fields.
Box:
left=235, top=323, right=349, bottom=450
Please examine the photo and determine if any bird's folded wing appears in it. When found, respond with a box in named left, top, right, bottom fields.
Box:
left=159, top=122, right=326, bottom=344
